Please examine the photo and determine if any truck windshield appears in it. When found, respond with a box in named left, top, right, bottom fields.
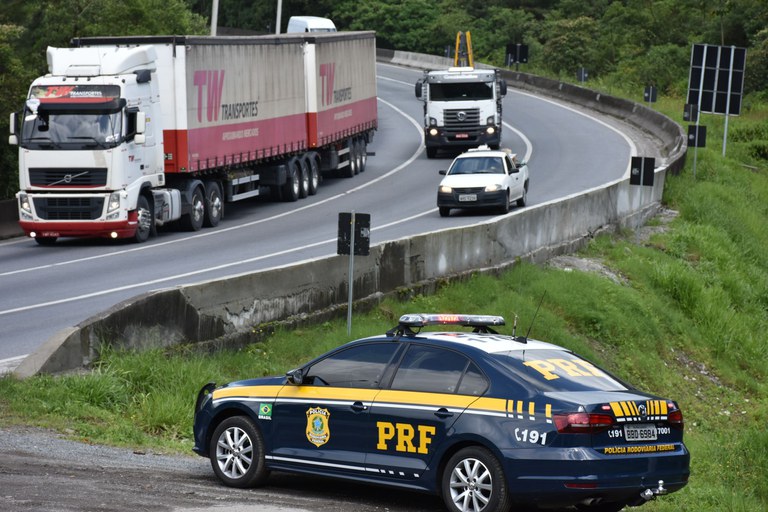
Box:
left=20, top=111, right=122, bottom=150
left=429, top=81, right=494, bottom=101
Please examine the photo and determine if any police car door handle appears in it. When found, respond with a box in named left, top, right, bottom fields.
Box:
left=351, top=401, right=368, bottom=412
left=435, top=407, right=453, bottom=419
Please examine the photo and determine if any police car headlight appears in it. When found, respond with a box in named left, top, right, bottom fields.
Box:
left=485, top=184, right=502, bottom=192
left=439, top=185, right=453, bottom=193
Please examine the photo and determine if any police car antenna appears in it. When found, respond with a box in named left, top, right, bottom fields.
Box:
left=515, top=291, right=546, bottom=343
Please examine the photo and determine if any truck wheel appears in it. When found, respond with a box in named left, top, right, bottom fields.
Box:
left=349, top=139, right=360, bottom=176
left=441, top=446, right=511, bottom=512
left=297, top=158, right=309, bottom=199
left=306, top=155, right=320, bottom=196
left=209, top=416, right=270, bottom=488
left=354, top=138, right=365, bottom=173
left=133, top=194, right=152, bottom=243
left=204, top=181, right=223, bottom=228
left=282, top=160, right=300, bottom=202
left=439, top=207, right=451, bottom=217
left=359, top=139, right=368, bottom=172
left=426, top=147, right=437, bottom=159
left=182, top=186, right=205, bottom=231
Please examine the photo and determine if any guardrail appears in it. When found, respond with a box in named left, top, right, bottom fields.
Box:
left=14, top=50, right=687, bottom=377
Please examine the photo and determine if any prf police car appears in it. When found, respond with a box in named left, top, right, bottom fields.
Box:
left=193, top=314, right=690, bottom=512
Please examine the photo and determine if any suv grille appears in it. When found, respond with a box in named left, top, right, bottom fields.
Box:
left=29, top=168, right=108, bottom=187
left=32, top=197, right=105, bottom=220
left=443, top=109, right=480, bottom=132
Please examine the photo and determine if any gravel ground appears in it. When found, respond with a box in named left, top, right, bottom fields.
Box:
left=0, top=426, right=446, bottom=512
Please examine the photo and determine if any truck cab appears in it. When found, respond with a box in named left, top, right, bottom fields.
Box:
left=415, top=66, right=507, bottom=158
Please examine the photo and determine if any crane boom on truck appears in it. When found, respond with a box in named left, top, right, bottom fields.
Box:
left=9, top=32, right=377, bottom=244
left=415, top=31, right=506, bottom=159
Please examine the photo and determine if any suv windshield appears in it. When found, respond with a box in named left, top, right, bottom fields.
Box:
left=492, top=349, right=630, bottom=392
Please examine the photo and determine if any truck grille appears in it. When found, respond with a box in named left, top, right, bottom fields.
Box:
left=443, top=109, right=480, bottom=132
left=28, top=168, right=108, bottom=187
left=32, top=197, right=105, bottom=220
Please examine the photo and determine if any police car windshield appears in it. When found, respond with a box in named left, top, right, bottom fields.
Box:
left=491, top=349, right=630, bottom=392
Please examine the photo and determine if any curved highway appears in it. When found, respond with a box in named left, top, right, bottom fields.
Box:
left=0, top=62, right=633, bottom=367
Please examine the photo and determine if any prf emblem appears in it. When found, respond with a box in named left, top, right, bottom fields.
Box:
left=306, top=407, right=330, bottom=447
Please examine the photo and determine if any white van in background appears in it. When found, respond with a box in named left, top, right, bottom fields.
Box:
left=286, top=16, right=337, bottom=33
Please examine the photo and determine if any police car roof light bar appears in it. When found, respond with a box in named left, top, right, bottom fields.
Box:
left=386, top=313, right=506, bottom=338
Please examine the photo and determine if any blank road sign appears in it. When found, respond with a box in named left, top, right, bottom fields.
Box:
left=687, top=44, right=746, bottom=116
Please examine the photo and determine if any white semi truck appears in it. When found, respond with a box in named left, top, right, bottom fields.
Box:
left=9, top=32, right=377, bottom=244
left=415, top=32, right=507, bottom=158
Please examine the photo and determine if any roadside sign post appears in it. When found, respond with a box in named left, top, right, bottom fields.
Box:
left=337, top=212, right=371, bottom=335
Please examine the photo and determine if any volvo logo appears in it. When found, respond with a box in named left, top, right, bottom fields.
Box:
left=63, top=174, right=73, bottom=184
left=457, top=111, right=467, bottom=121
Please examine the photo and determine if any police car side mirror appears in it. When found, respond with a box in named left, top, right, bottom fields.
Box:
left=286, top=368, right=304, bottom=385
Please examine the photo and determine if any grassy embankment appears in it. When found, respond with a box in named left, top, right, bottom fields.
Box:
left=0, top=94, right=766, bottom=511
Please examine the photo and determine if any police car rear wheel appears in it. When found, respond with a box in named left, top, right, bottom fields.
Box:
left=209, top=416, right=269, bottom=488
left=442, top=446, right=511, bottom=512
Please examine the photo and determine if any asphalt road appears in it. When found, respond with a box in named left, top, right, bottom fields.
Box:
left=0, top=62, right=635, bottom=366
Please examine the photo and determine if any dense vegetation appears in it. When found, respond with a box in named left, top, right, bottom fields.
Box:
left=1, top=2, right=767, bottom=510
left=1, top=94, right=767, bottom=509
left=1, top=1, right=767, bottom=198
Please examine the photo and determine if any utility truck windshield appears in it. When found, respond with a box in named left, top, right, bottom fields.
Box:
left=429, top=81, right=494, bottom=101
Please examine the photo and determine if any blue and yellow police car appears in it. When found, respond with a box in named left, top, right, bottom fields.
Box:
left=193, top=313, right=690, bottom=512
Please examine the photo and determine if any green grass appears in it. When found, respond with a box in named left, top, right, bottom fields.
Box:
left=1, top=97, right=767, bottom=511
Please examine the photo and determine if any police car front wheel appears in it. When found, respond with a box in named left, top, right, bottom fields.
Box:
left=442, top=446, right=511, bottom=512
left=209, top=416, right=270, bottom=488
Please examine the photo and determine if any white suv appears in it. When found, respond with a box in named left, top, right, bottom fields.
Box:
left=436, top=145, right=529, bottom=217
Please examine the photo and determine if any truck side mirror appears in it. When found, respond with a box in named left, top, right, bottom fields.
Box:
left=415, top=80, right=423, bottom=99
left=499, top=79, right=507, bottom=97
left=8, top=113, right=18, bottom=145
left=134, top=111, right=146, bottom=145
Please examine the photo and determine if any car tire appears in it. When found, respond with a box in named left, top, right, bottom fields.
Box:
left=516, top=181, right=528, bottom=208
left=209, top=416, right=270, bottom=489
left=441, top=446, right=511, bottom=512
left=499, top=191, right=510, bottom=214
left=439, top=207, right=451, bottom=217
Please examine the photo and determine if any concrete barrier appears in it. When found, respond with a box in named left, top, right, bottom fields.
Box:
left=13, top=51, right=686, bottom=377
left=0, top=199, right=22, bottom=240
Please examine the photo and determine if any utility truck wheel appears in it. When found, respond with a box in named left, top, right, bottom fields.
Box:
left=182, top=186, right=205, bottom=231
left=133, top=194, right=152, bottom=243
left=426, top=147, right=437, bottom=159
left=204, top=181, right=223, bottom=228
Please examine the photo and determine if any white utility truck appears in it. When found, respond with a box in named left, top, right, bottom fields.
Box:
left=415, top=31, right=507, bottom=158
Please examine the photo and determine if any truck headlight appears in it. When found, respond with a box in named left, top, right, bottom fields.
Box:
left=106, top=192, right=121, bottom=220
left=18, top=192, right=32, bottom=220
left=428, top=127, right=439, bottom=137
left=485, top=126, right=496, bottom=135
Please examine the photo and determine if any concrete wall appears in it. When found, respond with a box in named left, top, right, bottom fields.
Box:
left=14, top=51, right=687, bottom=377
left=0, top=199, right=22, bottom=240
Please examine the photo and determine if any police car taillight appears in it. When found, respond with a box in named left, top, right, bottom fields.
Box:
left=553, top=412, right=614, bottom=434
left=667, top=405, right=685, bottom=430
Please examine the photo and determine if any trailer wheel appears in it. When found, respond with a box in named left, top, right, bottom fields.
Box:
left=353, top=138, right=364, bottom=174
left=282, top=160, right=300, bottom=202
left=347, top=138, right=359, bottom=176
left=297, top=158, right=309, bottom=199
left=133, top=194, right=152, bottom=243
left=182, top=186, right=205, bottom=231
left=359, top=139, right=368, bottom=172
left=204, top=181, right=223, bottom=228
left=306, top=154, right=320, bottom=196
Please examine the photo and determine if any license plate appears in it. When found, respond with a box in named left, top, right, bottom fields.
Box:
left=41, top=231, right=60, bottom=237
left=624, top=424, right=657, bottom=442
left=459, top=194, right=477, bottom=202
left=455, top=133, right=469, bottom=139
